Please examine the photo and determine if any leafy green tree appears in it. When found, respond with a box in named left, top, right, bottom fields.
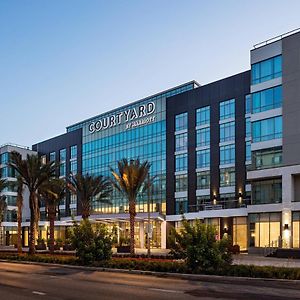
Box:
left=67, top=173, right=112, bottom=220
left=69, top=219, right=112, bottom=264
left=9, top=152, right=57, bottom=254
left=39, top=178, right=66, bottom=254
left=16, top=177, right=24, bottom=254
left=169, top=219, right=232, bottom=272
left=111, top=158, right=151, bottom=256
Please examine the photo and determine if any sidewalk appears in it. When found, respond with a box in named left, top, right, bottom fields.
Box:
left=233, top=254, right=300, bottom=268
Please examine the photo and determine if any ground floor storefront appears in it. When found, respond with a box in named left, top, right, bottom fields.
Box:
left=2, top=210, right=300, bottom=252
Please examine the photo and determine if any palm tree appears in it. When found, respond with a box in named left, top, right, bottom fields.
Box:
left=67, top=173, right=112, bottom=220
left=111, top=158, right=151, bottom=256
left=16, top=177, right=24, bottom=254
left=9, top=152, right=57, bottom=255
left=0, top=179, right=8, bottom=246
left=39, top=178, right=66, bottom=254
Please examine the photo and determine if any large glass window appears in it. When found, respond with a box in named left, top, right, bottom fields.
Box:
left=175, top=197, right=188, bottom=214
left=251, top=55, right=282, bottom=85
left=246, top=141, right=251, bottom=162
left=252, top=179, right=282, bottom=204
left=175, top=132, right=188, bottom=152
left=196, top=106, right=210, bottom=126
left=220, top=121, right=235, bottom=142
left=70, top=145, right=77, bottom=159
left=233, top=217, right=248, bottom=251
left=196, top=127, right=210, bottom=147
left=196, top=171, right=210, bottom=189
left=49, top=152, right=56, bottom=162
left=59, top=149, right=66, bottom=162
left=220, top=99, right=235, bottom=120
left=245, top=118, right=251, bottom=139
left=0, top=152, right=9, bottom=165
left=253, top=147, right=282, bottom=170
left=252, top=85, right=282, bottom=113
left=175, top=174, right=188, bottom=192
left=175, top=112, right=188, bottom=131
left=196, top=149, right=210, bottom=168
left=220, top=144, right=235, bottom=165
left=220, top=167, right=235, bottom=187
left=70, top=160, right=77, bottom=175
left=292, top=212, right=300, bottom=248
left=245, top=94, right=251, bottom=115
left=252, top=116, right=282, bottom=142
left=249, top=213, right=281, bottom=247
left=175, top=153, right=188, bottom=172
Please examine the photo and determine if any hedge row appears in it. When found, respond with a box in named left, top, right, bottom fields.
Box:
left=1, top=253, right=300, bottom=280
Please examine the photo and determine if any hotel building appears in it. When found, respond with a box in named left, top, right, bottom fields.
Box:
left=1, top=29, right=300, bottom=253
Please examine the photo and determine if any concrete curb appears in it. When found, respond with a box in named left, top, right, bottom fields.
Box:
left=1, top=259, right=300, bottom=287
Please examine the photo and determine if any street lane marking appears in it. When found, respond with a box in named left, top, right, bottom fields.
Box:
left=148, top=288, right=183, bottom=294
left=32, top=291, right=46, bottom=296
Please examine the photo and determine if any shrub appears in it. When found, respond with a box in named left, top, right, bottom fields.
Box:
left=69, top=219, right=112, bottom=264
left=169, top=219, right=232, bottom=272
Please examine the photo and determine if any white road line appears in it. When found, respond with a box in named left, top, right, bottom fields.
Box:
left=148, top=288, right=183, bottom=294
left=32, top=291, right=46, bottom=296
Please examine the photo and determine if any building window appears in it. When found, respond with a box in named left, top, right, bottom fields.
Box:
left=175, top=197, right=188, bottom=214
left=59, top=149, right=66, bottom=162
left=196, top=127, right=210, bottom=147
left=175, top=132, right=188, bottom=152
left=196, top=149, right=210, bottom=168
left=70, top=194, right=77, bottom=205
left=220, top=167, right=235, bottom=187
left=246, top=141, right=251, bottom=162
left=49, top=152, right=56, bottom=162
left=175, top=174, right=188, bottom=192
left=41, top=155, right=47, bottom=165
left=219, top=193, right=236, bottom=209
left=245, top=118, right=251, bottom=139
left=196, top=106, right=210, bottom=126
left=252, top=116, right=282, bottom=142
left=0, top=152, right=9, bottom=165
left=70, top=145, right=77, bottom=159
left=251, top=55, right=282, bottom=85
left=249, top=213, right=281, bottom=247
left=220, top=121, right=235, bottom=142
left=175, top=153, right=188, bottom=172
left=175, top=112, right=188, bottom=131
left=196, top=171, right=210, bottom=189
left=196, top=196, right=211, bottom=211
left=252, top=179, right=282, bottom=204
left=252, top=85, right=282, bottom=114
left=220, top=144, right=235, bottom=165
left=245, top=94, right=251, bottom=115
left=253, top=147, right=282, bottom=170
left=220, top=99, right=235, bottom=120
left=70, top=160, right=77, bottom=175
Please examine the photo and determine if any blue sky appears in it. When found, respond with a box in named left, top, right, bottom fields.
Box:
left=1, top=0, right=300, bottom=146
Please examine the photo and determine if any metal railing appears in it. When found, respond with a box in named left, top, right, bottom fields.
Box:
left=263, top=237, right=282, bottom=257
left=254, top=28, right=300, bottom=49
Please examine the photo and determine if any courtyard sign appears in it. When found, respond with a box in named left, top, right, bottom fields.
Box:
left=88, top=102, right=156, bottom=133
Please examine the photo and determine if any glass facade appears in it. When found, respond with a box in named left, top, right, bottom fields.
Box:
left=220, top=121, right=235, bottom=142
left=220, top=144, right=235, bottom=165
left=252, top=147, right=282, bottom=170
left=196, top=171, right=210, bottom=189
left=196, top=106, right=210, bottom=126
left=196, top=149, right=210, bottom=168
left=196, top=127, right=210, bottom=147
left=252, top=85, right=282, bottom=113
left=252, top=116, right=282, bottom=142
left=175, top=174, right=188, bottom=192
left=220, top=167, right=235, bottom=187
left=175, top=132, right=188, bottom=152
left=67, top=83, right=195, bottom=214
left=220, top=99, right=235, bottom=120
left=251, top=55, right=282, bottom=85
left=252, top=179, right=282, bottom=204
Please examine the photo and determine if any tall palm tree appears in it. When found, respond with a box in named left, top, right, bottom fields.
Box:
left=67, top=173, right=112, bottom=220
left=9, top=152, right=57, bottom=255
left=16, top=177, right=24, bottom=254
left=111, top=158, right=151, bottom=256
left=0, top=179, right=8, bottom=246
left=39, top=178, right=66, bottom=254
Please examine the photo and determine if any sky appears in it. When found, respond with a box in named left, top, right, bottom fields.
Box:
left=1, top=0, right=300, bottom=147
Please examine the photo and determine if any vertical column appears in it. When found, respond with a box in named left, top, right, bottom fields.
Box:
left=161, top=221, right=167, bottom=249
left=139, top=221, right=145, bottom=249
left=282, top=172, right=293, bottom=248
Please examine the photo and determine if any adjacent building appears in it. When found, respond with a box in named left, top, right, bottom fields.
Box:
left=1, top=29, right=300, bottom=252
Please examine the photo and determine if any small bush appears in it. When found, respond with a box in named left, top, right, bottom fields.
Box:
left=169, top=219, right=232, bottom=272
left=69, top=219, right=112, bottom=264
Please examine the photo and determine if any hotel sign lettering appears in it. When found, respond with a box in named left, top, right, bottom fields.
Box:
left=88, top=102, right=156, bottom=133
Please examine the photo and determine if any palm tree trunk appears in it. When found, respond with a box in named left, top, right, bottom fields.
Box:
left=29, top=192, right=36, bottom=255
left=129, top=199, right=136, bottom=256
left=17, top=210, right=22, bottom=254
left=49, top=209, right=55, bottom=254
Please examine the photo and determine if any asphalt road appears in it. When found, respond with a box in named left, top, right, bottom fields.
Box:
left=1, top=262, right=300, bottom=300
